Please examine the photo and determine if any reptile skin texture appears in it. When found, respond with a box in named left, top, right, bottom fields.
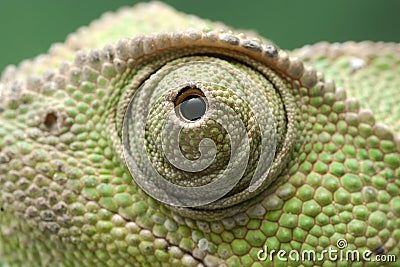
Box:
left=0, top=2, right=399, bottom=267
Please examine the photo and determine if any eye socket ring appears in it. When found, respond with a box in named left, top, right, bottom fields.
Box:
left=174, top=87, right=207, bottom=122
left=121, top=54, right=292, bottom=218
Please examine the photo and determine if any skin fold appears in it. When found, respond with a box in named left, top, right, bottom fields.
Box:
left=0, top=2, right=399, bottom=267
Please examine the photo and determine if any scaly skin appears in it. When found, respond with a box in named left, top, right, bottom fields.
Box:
left=0, top=2, right=399, bottom=267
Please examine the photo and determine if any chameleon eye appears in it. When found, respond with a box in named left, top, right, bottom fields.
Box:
left=118, top=31, right=317, bottom=218
left=175, top=87, right=207, bottom=122
left=122, top=54, right=294, bottom=216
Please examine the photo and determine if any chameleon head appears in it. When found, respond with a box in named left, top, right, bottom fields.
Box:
left=122, top=55, right=292, bottom=214
left=1, top=3, right=400, bottom=265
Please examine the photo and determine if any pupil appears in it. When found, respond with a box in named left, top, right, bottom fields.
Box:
left=179, top=95, right=206, bottom=121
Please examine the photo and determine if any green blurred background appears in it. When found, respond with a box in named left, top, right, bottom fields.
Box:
left=1, top=0, right=399, bottom=71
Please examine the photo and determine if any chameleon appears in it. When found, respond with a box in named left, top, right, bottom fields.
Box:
left=0, top=1, right=399, bottom=266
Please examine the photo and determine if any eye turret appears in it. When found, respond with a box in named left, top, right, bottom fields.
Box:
left=122, top=55, right=293, bottom=217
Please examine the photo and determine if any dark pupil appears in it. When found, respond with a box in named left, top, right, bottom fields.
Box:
left=179, top=95, right=206, bottom=121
